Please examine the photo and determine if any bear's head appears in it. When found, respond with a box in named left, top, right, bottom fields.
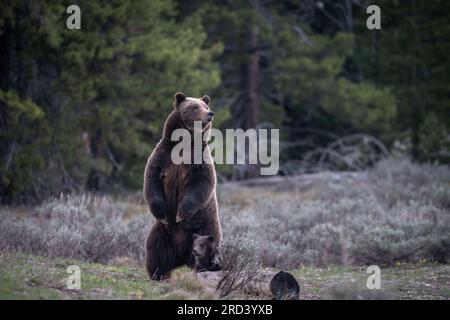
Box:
left=192, top=233, right=217, bottom=259
left=173, top=92, right=214, bottom=132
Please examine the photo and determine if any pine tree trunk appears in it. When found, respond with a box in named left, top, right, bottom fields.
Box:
left=0, top=19, right=10, bottom=132
left=244, top=24, right=261, bottom=178
left=247, top=25, right=260, bottom=130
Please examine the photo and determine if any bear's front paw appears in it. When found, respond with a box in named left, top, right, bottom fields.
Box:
left=175, top=209, right=192, bottom=223
left=150, top=200, right=167, bottom=220
left=176, top=200, right=195, bottom=223
left=175, top=211, right=186, bottom=223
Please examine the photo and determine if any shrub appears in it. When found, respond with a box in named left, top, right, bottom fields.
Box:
left=216, top=236, right=262, bottom=298
left=0, top=158, right=448, bottom=269
left=220, top=159, right=450, bottom=268
left=0, top=194, right=151, bottom=264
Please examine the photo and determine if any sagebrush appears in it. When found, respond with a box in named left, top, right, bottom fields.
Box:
left=0, top=159, right=449, bottom=269
left=0, top=195, right=150, bottom=263
left=220, top=159, right=450, bottom=268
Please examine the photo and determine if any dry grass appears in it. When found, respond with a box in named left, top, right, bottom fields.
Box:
left=0, top=158, right=448, bottom=280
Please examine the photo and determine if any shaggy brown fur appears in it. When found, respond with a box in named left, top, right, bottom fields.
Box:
left=144, top=92, right=222, bottom=280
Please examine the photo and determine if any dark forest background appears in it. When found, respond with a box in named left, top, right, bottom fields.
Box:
left=1, top=0, right=449, bottom=204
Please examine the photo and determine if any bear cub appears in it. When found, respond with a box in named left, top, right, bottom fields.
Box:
left=192, top=234, right=221, bottom=272
left=269, top=271, right=300, bottom=300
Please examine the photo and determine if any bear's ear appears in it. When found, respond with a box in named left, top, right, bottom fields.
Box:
left=174, top=92, right=186, bottom=108
left=201, top=95, right=210, bottom=106
left=192, top=233, right=200, bottom=240
left=207, top=235, right=215, bottom=242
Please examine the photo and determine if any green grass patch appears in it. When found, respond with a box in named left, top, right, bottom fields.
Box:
left=0, top=252, right=209, bottom=299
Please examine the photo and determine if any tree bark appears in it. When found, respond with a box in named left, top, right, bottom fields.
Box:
left=247, top=25, right=260, bottom=130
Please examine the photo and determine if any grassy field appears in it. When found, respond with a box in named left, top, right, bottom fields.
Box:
left=0, top=159, right=449, bottom=300
left=0, top=251, right=448, bottom=300
left=0, top=252, right=214, bottom=300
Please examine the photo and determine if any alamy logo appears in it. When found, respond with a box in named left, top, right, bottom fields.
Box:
left=171, top=121, right=279, bottom=175
left=67, top=265, right=81, bottom=289
left=66, top=5, right=81, bottom=30
left=366, top=265, right=381, bottom=289
left=366, top=5, right=381, bottom=30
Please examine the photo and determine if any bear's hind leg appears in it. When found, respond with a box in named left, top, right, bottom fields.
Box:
left=145, top=222, right=179, bottom=280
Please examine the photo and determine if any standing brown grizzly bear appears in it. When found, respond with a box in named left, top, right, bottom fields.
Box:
left=143, top=92, right=222, bottom=280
